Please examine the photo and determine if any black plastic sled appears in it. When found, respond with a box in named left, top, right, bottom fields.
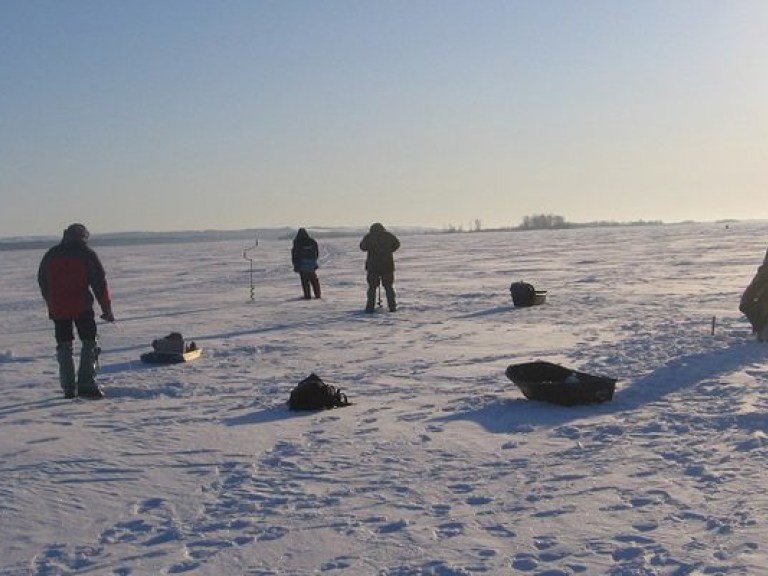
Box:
left=506, top=361, right=616, bottom=406
left=141, top=333, right=202, bottom=364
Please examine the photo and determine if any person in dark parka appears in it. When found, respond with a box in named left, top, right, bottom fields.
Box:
left=291, top=228, right=321, bottom=299
left=360, top=222, right=400, bottom=313
left=740, top=246, right=768, bottom=341
left=38, top=223, right=114, bottom=398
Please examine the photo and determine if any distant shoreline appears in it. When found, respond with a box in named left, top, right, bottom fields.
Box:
left=0, top=219, right=748, bottom=252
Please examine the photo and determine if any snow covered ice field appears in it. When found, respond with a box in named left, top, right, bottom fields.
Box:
left=2, top=221, right=768, bottom=575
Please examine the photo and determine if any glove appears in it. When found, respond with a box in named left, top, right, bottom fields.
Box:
left=100, top=307, right=115, bottom=323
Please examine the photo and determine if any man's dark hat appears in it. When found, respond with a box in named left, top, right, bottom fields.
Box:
left=63, top=223, right=90, bottom=243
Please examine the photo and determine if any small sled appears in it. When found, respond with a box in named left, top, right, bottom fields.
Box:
left=506, top=361, right=616, bottom=406
left=140, top=332, right=202, bottom=364
left=140, top=346, right=202, bottom=364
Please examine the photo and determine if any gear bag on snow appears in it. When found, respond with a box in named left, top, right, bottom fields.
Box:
left=510, top=281, right=536, bottom=307
left=288, top=373, right=350, bottom=411
left=152, top=332, right=185, bottom=354
left=152, top=332, right=195, bottom=355
left=510, top=281, right=547, bottom=307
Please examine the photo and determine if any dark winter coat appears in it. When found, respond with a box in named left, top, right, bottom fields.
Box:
left=38, top=237, right=111, bottom=320
left=359, top=223, right=400, bottom=275
left=740, top=260, right=768, bottom=333
left=292, top=228, right=319, bottom=273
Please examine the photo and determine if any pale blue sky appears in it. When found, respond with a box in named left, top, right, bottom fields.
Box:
left=1, top=1, right=766, bottom=236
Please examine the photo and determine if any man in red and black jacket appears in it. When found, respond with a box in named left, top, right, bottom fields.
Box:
left=38, top=223, right=114, bottom=399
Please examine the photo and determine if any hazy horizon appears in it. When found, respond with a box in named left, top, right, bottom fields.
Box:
left=3, top=216, right=761, bottom=246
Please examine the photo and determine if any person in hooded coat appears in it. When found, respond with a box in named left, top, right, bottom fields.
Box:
left=740, top=246, right=768, bottom=341
left=38, top=223, right=114, bottom=398
left=291, top=228, right=321, bottom=299
left=360, top=222, right=400, bottom=312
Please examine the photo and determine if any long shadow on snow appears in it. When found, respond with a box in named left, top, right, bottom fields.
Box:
left=454, top=304, right=516, bottom=319
left=0, top=355, right=37, bottom=364
left=96, top=306, right=402, bottom=365
left=439, top=341, right=768, bottom=433
left=100, top=360, right=157, bottom=375
left=98, top=381, right=194, bottom=400
left=196, top=308, right=401, bottom=342
left=611, top=340, right=768, bottom=407
left=223, top=406, right=346, bottom=426
left=106, top=306, right=232, bottom=324
left=436, top=398, right=613, bottom=433
left=11, top=306, right=231, bottom=338
left=0, top=398, right=69, bottom=420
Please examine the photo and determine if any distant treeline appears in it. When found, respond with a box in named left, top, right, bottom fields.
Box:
left=442, top=214, right=663, bottom=233
left=519, top=214, right=663, bottom=230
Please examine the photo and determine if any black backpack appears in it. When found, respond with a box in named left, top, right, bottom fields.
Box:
left=510, top=281, right=536, bottom=307
left=288, top=373, right=350, bottom=411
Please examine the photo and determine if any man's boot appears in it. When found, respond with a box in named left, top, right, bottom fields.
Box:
left=56, top=342, right=77, bottom=398
left=301, top=275, right=312, bottom=299
left=311, top=276, right=321, bottom=299
left=365, top=286, right=376, bottom=313
left=77, top=339, right=104, bottom=399
left=385, top=286, right=397, bottom=312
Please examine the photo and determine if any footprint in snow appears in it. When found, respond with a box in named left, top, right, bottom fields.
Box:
left=168, top=559, right=200, bottom=574
left=532, top=535, right=558, bottom=550
left=434, top=522, right=464, bottom=539
left=321, top=555, right=355, bottom=571
left=32, top=543, right=102, bottom=575
left=511, top=552, right=538, bottom=571
left=256, top=525, right=289, bottom=541
left=99, top=519, right=153, bottom=544
left=532, top=506, right=575, bottom=518
left=137, top=497, right=165, bottom=513
left=632, top=520, right=659, bottom=533
left=614, top=533, right=656, bottom=545
left=431, top=503, right=451, bottom=516
left=483, top=523, right=516, bottom=538
left=466, top=495, right=492, bottom=506
left=377, top=519, right=408, bottom=534
left=447, top=482, right=475, bottom=494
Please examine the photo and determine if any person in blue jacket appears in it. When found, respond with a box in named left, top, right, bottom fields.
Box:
left=291, top=228, right=321, bottom=299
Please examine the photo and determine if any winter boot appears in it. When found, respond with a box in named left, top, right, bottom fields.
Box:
left=301, top=275, right=312, bottom=299
left=365, top=287, right=376, bottom=313
left=385, top=288, right=397, bottom=312
left=77, top=339, right=104, bottom=399
left=311, top=276, right=321, bottom=299
left=56, top=342, right=77, bottom=398
left=382, top=283, right=396, bottom=312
